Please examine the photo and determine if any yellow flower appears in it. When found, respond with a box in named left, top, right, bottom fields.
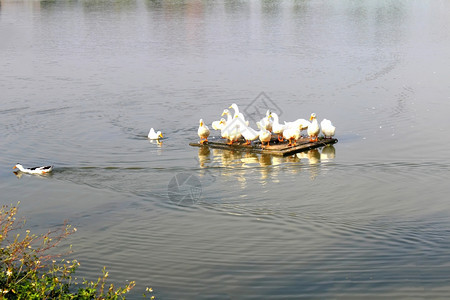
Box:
left=6, top=269, right=12, bottom=277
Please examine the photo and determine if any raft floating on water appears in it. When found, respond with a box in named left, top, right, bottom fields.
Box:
left=190, top=137, right=338, bottom=157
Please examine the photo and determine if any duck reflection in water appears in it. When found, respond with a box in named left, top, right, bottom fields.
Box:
left=149, top=138, right=163, bottom=148
left=320, top=144, right=336, bottom=161
left=241, top=152, right=259, bottom=167
left=195, top=145, right=337, bottom=183
left=198, top=147, right=211, bottom=167
left=297, top=148, right=322, bottom=179
left=13, top=170, right=53, bottom=179
left=214, top=149, right=243, bottom=167
left=258, top=153, right=272, bottom=181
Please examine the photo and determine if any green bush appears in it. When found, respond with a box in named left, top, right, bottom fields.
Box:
left=0, top=202, right=150, bottom=299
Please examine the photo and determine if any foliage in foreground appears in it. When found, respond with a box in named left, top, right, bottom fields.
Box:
left=0, top=202, right=140, bottom=299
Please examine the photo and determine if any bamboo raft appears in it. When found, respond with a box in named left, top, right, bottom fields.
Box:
left=190, top=136, right=338, bottom=157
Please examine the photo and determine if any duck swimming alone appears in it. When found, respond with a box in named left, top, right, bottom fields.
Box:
left=13, top=163, right=53, bottom=175
left=148, top=128, right=163, bottom=140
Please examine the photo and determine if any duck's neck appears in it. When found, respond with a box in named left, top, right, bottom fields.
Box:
left=232, top=104, right=240, bottom=118
left=272, top=113, right=280, bottom=125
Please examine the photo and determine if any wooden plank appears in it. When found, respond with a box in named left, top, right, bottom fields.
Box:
left=189, top=137, right=338, bottom=157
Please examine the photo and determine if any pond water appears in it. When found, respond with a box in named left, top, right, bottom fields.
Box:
left=1, top=0, right=450, bottom=298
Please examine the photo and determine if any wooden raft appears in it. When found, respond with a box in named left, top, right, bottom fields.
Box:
left=189, top=137, right=338, bottom=157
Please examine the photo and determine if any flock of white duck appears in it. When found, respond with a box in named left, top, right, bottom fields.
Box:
left=196, top=103, right=335, bottom=148
left=16, top=104, right=334, bottom=175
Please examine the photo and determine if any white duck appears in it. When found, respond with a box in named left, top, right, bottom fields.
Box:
left=283, top=125, right=301, bottom=147
left=197, top=119, right=210, bottom=144
left=284, top=118, right=310, bottom=135
left=269, top=112, right=286, bottom=141
left=221, top=109, right=233, bottom=124
left=307, top=113, right=320, bottom=142
left=220, top=109, right=234, bottom=140
left=321, top=119, right=336, bottom=139
left=212, top=118, right=226, bottom=131
left=257, top=122, right=272, bottom=148
left=229, top=103, right=249, bottom=126
left=240, top=123, right=260, bottom=145
left=259, top=110, right=273, bottom=132
left=13, top=163, right=53, bottom=175
left=222, top=122, right=242, bottom=145
left=148, top=128, right=163, bottom=140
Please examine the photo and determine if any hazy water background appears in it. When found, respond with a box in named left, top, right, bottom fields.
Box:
left=1, top=0, right=450, bottom=298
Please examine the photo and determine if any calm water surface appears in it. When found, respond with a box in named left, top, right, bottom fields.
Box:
left=1, top=0, right=450, bottom=298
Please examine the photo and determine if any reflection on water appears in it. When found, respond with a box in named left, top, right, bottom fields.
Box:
left=320, top=144, right=336, bottom=162
left=197, top=146, right=211, bottom=167
left=148, top=138, right=163, bottom=148
left=13, top=171, right=54, bottom=180
left=197, top=146, right=336, bottom=184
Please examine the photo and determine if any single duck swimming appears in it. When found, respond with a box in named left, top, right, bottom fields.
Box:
left=13, top=163, right=53, bottom=175
left=148, top=128, right=163, bottom=140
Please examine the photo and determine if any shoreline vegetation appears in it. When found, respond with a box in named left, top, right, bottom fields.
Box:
left=0, top=203, right=153, bottom=299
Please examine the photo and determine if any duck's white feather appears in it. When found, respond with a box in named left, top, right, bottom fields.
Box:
left=321, top=119, right=336, bottom=138
left=13, top=163, right=53, bottom=175
left=307, top=113, right=320, bottom=141
left=212, top=118, right=226, bottom=130
left=257, top=122, right=272, bottom=146
left=259, top=110, right=273, bottom=132
left=197, top=119, right=210, bottom=142
left=270, top=112, right=286, bottom=135
left=148, top=128, right=163, bottom=139
left=229, top=103, right=249, bottom=126
left=240, top=124, right=260, bottom=143
left=285, top=118, right=310, bottom=131
left=283, top=126, right=301, bottom=144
